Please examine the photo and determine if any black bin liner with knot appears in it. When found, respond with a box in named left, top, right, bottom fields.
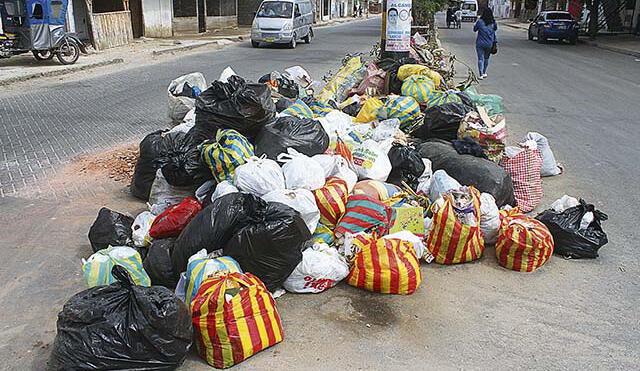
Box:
left=536, top=199, right=608, bottom=259
left=191, top=75, right=276, bottom=144
left=412, top=102, right=470, bottom=141
left=254, top=116, right=330, bottom=159
left=386, top=142, right=426, bottom=190
left=224, top=201, right=311, bottom=291
left=48, top=265, right=192, bottom=370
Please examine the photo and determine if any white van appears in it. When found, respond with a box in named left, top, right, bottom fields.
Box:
left=250, top=0, right=315, bottom=48
left=461, top=0, right=478, bottom=22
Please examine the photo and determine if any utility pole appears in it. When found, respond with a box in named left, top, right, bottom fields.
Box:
left=380, top=0, right=412, bottom=60
left=588, top=0, right=600, bottom=39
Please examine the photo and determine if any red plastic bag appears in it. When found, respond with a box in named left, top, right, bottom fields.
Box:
left=149, top=198, right=202, bottom=238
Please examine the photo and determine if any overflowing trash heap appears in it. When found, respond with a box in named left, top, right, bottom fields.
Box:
left=48, top=33, right=609, bottom=370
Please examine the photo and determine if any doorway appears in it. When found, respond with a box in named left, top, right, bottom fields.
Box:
left=197, top=0, right=206, bottom=32
left=71, top=0, right=90, bottom=40
left=129, top=0, right=143, bottom=37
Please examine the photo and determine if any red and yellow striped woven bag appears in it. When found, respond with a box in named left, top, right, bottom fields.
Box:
left=346, top=233, right=422, bottom=295
left=314, top=177, right=349, bottom=228
left=496, top=209, right=554, bottom=272
left=191, top=272, right=283, bottom=369
left=426, top=186, right=485, bottom=264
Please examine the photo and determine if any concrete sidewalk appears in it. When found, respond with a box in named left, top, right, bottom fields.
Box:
left=0, top=15, right=377, bottom=87
left=497, top=18, right=640, bottom=57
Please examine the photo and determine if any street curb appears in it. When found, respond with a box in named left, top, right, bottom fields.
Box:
left=581, top=40, right=640, bottom=58
left=152, top=40, right=224, bottom=56
left=0, top=58, right=125, bottom=86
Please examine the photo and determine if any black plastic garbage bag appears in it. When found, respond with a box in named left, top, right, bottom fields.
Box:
left=536, top=200, right=609, bottom=259
left=144, top=238, right=178, bottom=288
left=412, top=102, right=470, bottom=141
left=224, top=201, right=311, bottom=291
left=48, top=266, right=192, bottom=371
left=276, top=97, right=295, bottom=112
left=192, top=75, right=276, bottom=144
left=258, top=72, right=299, bottom=99
left=452, top=137, right=488, bottom=159
left=455, top=91, right=476, bottom=111
left=88, top=207, right=134, bottom=252
left=419, top=139, right=515, bottom=207
left=377, top=57, right=419, bottom=94
left=156, top=131, right=204, bottom=187
left=254, top=116, right=330, bottom=159
left=387, top=142, right=425, bottom=190
left=131, top=130, right=166, bottom=201
left=342, top=101, right=361, bottom=117
left=171, top=193, right=265, bottom=277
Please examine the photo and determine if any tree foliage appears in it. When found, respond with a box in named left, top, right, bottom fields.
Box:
left=413, top=0, right=450, bottom=26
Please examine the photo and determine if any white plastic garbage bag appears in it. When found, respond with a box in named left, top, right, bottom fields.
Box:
left=384, top=231, right=427, bottom=260
left=167, top=72, right=207, bottom=123
left=132, top=211, right=155, bottom=247
left=233, top=156, right=285, bottom=196
left=317, top=110, right=354, bottom=137
left=428, top=169, right=462, bottom=202
left=550, top=194, right=579, bottom=213
left=211, top=180, right=239, bottom=201
left=416, top=159, right=433, bottom=195
left=195, top=180, right=216, bottom=204
left=479, top=193, right=500, bottom=245
left=261, top=189, right=320, bottom=234
left=218, top=66, right=237, bottom=82
left=168, top=108, right=196, bottom=134
left=148, top=169, right=195, bottom=214
left=311, top=154, right=358, bottom=192
left=372, top=118, right=401, bottom=141
left=352, top=139, right=392, bottom=181
left=283, top=243, right=350, bottom=293
left=277, top=148, right=326, bottom=191
left=524, top=132, right=562, bottom=176
left=284, top=65, right=313, bottom=88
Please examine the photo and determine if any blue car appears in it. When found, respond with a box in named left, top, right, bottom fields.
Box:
left=528, top=11, right=579, bottom=44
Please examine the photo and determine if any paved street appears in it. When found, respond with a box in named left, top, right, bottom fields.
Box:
left=0, top=16, right=638, bottom=371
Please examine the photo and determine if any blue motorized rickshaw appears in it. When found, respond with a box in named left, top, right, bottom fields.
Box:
left=0, top=0, right=86, bottom=64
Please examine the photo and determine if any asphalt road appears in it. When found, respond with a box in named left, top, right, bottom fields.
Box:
left=0, top=15, right=638, bottom=371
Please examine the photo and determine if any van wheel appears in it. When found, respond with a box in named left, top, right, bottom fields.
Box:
left=289, top=33, right=297, bottom=49
left=304, top=28, right=313, bottom=44
left=251, top=40, right=259, bottom=48
left=569, top=35, right=577, bottom=45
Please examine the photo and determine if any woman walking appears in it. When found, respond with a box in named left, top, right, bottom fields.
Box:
left=473, top=7, right=497, bottom=80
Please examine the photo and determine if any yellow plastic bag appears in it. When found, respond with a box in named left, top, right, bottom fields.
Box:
left=355, top=97, right=384, bottom=123
left=397, top=64, right=442, bottom=88
left=317, top=56, right=366, bottom=104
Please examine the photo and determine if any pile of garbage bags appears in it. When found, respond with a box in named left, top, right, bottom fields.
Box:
left=51, top=32, right=609, bottom=370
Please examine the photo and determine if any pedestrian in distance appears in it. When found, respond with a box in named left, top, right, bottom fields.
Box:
left=473, top=7, right=497, bottom=80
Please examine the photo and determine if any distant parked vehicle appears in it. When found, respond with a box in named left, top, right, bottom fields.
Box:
left=250, top=0, right=314, bottom=49
left=460, top=0, right=478, bottom=22
left=528, top=11, right=579, bottom=44
left=0, top=0, right=87, bottom=64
